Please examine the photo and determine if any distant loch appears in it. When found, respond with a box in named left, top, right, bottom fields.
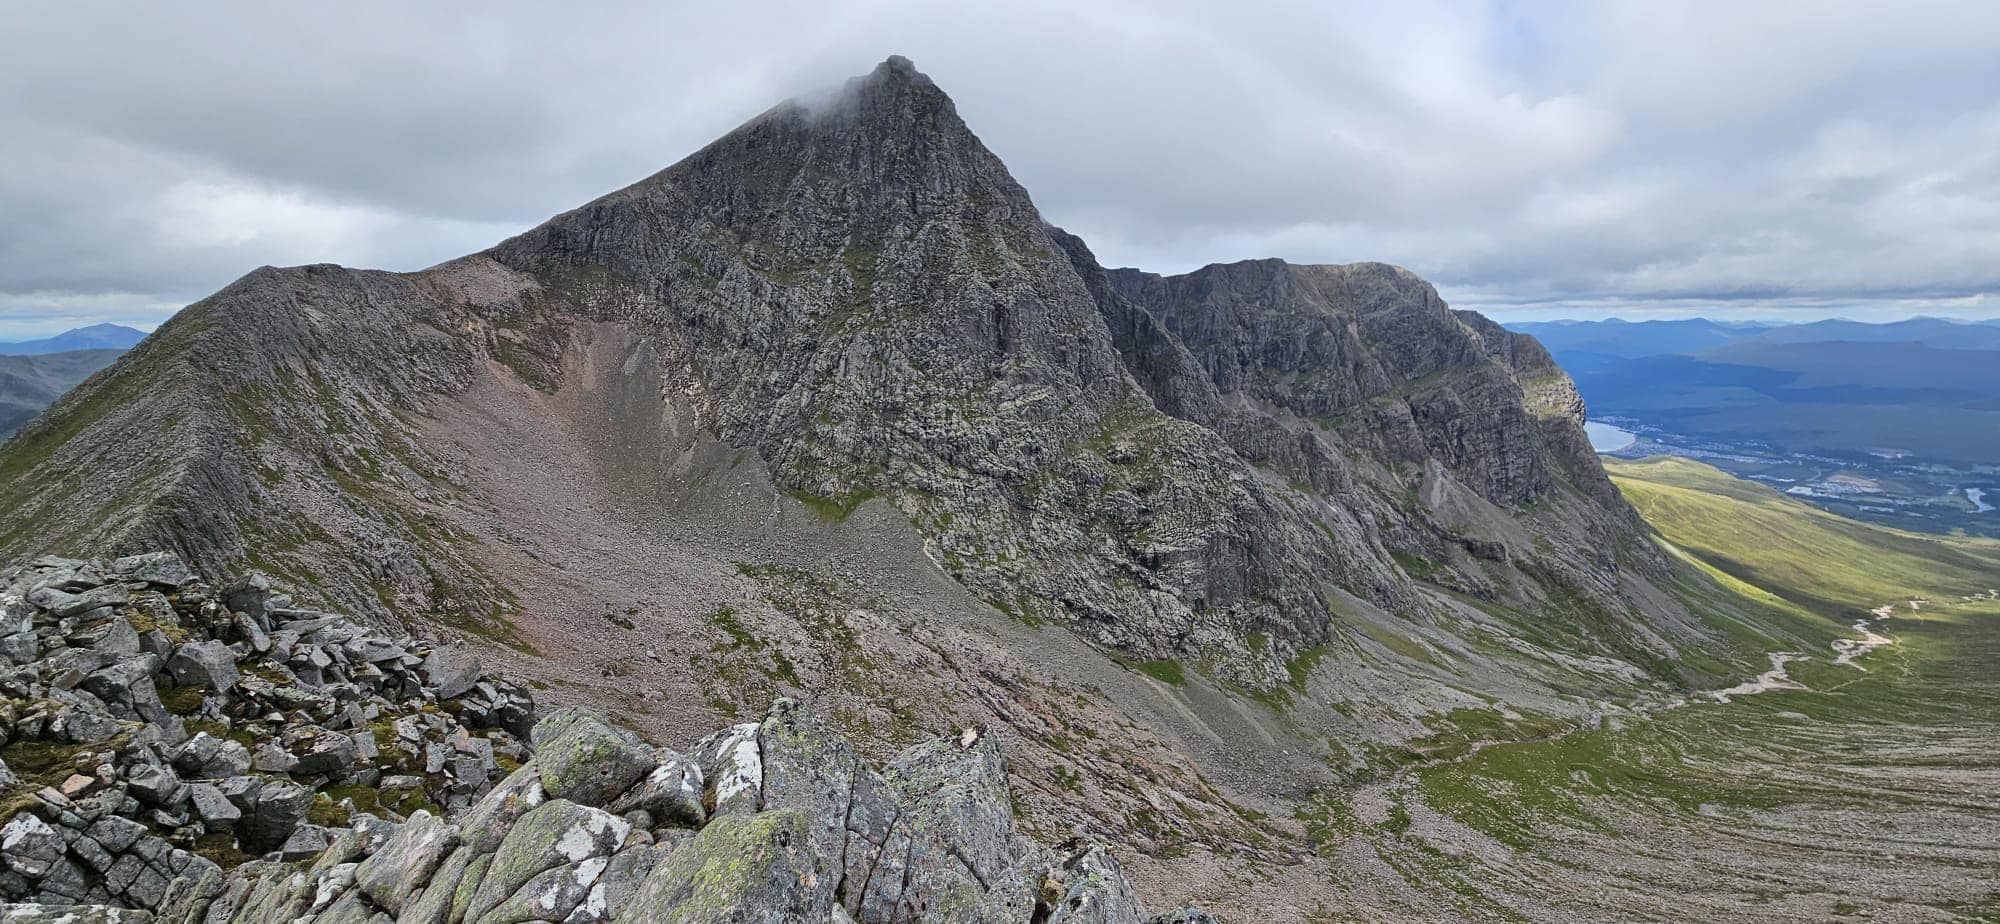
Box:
left=1586, top=420, right=1637, bottom=453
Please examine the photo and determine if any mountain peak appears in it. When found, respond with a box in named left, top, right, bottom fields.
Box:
left=835, top=54, right=937, bottom=104
left=871, top=53, right=921, bottom=81
left=495, top=56, right=1028, bottom=283
left=816, top=53, right=962, bottom=141
left=0, top=61, right=1726, bottom=911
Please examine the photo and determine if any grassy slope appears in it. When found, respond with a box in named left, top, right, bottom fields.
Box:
left=1326, top=456, right=2000, bottom=920
left=1607, top=455, right=2000, bottom=613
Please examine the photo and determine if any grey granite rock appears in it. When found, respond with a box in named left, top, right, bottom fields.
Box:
left=530, top=708, right=652, bottom=809
left=352, top=810, right=459, bottom=915
left=1, top=814, right=67, bottom=878
left=109, top=553, right=192, bottom=589
left=165, top=640, right=238, bottom=694
left=460, top=799, right=628, bottom=924
left=238, top=780, right=312, bottom=854
left=601, top=749, right=703, bottom=829
left=616, top=809, right=827, bottom=924
left=420, top=646, right=480, bottom=701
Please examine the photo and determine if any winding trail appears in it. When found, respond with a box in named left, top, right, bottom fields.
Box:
left=1831, top=604, right=1897, bottom=667
left=1706, top=652, right=1809, bottom=701
left=1706, top=599, right=1907, bottom=700
left=1360, top=602, right=1908, bottom=821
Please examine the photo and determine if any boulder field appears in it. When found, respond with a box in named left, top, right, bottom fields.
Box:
left=0, top=552, right=1207, bottom=922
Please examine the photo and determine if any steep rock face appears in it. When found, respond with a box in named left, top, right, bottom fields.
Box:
left=1082, top=248, right=1667, bottom=633
left=1101, top=259, right=1572, bottom=505
left=0, top=56, right=1687, bottom=689
left=478, top=57, right=1408, bottom=681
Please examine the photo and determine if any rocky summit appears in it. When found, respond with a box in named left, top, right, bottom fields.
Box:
left=0, top=57, right=1808, bottom=917
left=0, top=552, right=1206, bottom=923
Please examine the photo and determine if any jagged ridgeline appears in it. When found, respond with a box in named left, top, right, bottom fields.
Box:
left=0, top=56, right=1802, bottom=915
left=0, top=56, right=1708, bottom=685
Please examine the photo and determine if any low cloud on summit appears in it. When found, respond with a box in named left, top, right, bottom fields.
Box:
left=3, top=1, right=1998, bottom=336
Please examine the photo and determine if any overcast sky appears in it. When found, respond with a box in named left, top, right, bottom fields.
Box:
left=3, top=1, right=1998, bottom=337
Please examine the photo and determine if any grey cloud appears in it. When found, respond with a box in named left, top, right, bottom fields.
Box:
left=1, top=0, right=1996, bottom=338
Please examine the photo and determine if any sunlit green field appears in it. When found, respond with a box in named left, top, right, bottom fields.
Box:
left=1327, top=457, right=2000, bottom=922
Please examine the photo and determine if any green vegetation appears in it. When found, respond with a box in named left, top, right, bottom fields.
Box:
left=840, top=243, right=880, bottom=307
left=1608, top=456, right=2000, bottom=613
left=787, top=486, right=881, bottom=522
left=1390, top=550, right=1444, bottom=582
left=0, top=736, right=94, bottom=818
left=705, top=605, right=758, bottom=652
left=1357, top=456, right=2000, bottom=917
left=1115, top=657, right=1185, bottom=686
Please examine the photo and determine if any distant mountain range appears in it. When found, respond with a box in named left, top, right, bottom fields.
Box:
left=0, top=322, right=148, bottom=355
left=0, top=324, right=144, bottom=437
left=1510, top=315, right=2000, bottom=357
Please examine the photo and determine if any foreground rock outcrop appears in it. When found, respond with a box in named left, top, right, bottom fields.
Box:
left=1, top=553, right=530, bottom=913
left=180, top=700, right=1206, bottom=924
left=3, top=555, right=1205, bottom=922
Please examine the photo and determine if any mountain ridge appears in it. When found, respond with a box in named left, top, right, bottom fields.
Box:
left=0, top=57, right=1808, bottom=916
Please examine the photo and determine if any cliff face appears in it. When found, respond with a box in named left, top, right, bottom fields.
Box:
left=0, top=56, right=1677, bottom=686
left=488, top=56, right=1669, bottom=684
left=0, top=57, right=1764, bottom=915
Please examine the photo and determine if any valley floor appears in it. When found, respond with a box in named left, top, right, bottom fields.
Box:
left=1138, top=457, right=2000, bottom=922
left=1346, top=593, right=2000, bottom=921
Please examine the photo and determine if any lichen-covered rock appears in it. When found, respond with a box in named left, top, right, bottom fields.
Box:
left=1, top=904, right=158, bottom=923
left=455, top=763, right=548, bottom=855
left=688, top=724, right=761, bottom=818
left=602, top=751, right=704, bottom=829
left=460, top=799, right=629, bottom=924
left=8, top=692, right=1201, bottom=924
left=616, top=810, right=827, bottom=924
left=530, top=709, right=653, bottom=809
left=885, top=728, right=1016, bottom=888
left=1038, top=844, right=1147, bottom=924
left=2, top=552, right=540, bottom=917
left=752, top=699, right=860, bottom=913
left=2, top=813, right=67, bottom=878
left=353, top=811, right=459, bottom=915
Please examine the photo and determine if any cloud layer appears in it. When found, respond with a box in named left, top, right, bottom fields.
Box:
left=3, top=1, right=1997, bottom=335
